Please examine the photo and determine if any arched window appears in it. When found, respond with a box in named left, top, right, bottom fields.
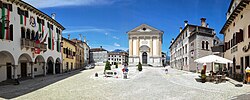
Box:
left=202, top=41, right=205, bottom=49
left=206, top=41, right=209, bottom=50
left=21, top=27, right=25, bottom=38
left=26, top=29, right=31, bottom=39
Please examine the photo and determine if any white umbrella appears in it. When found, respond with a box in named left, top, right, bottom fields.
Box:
left=194, top=55, right=233, bottom=64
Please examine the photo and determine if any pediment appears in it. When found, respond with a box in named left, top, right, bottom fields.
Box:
left=128, top=24, right=162, bottom=33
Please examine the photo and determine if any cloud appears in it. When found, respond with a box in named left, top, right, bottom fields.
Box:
left=105, top=33, right=109, bottom=35
left=23, top=0, right=122, bottom=8
left=112, top=36, right=119, bottom=40
left=62, top=26, right=116, bottom=34
left=114, top=43, right=120, bottom=47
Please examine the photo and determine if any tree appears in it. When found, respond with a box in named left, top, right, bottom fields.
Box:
left=137, top=62, right=142, bottom=71
left=104, top=61, right=111, bottom=72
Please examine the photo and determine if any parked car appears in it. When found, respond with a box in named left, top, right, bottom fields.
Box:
left=85, top=64, right=95, bottom=70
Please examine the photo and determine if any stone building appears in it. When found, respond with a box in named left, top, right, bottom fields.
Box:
left=90, top=47, right=108, bottom=66
left=108, top=52, right=128, bottom=65
left=220, top=0, right=250, bottom=81
left=127, top=24, right=163, bottom=67
left=0, top=0, right=64, bottom=82
left=62, top=37, right=76, bottom=72
left=169, top=18, right=220, bottom=72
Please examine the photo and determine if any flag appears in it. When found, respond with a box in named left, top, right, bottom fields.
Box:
left=18, top=7, right=27, bottom=26
left=1, top=5, right=10, bottom=40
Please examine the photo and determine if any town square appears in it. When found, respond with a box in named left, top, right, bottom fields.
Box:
left=1, top=0, right=250, bottom=100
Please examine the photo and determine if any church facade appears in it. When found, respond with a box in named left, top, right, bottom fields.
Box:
left=127, top=24, right=163, bottom=67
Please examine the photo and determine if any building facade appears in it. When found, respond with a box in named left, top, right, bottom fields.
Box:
left=108, top=52, right=128, bottom=65
left=62, top=38, right=76, bottom=72
left=169, top=19, right=220, bottom=72
left=83, top=41, right=90, bottom=67
left=220, top=0, right=250, bottom=81
left=127, top=24, right=163, bottom=67
left=0, top=0, right=64, bottom=82
left=71, top=38, right=85, bottom=69
left=90, top=47, right=108, bottom=66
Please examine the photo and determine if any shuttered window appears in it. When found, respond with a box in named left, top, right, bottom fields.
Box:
left=9, top=24, right=13, bottom=41
left=202, top=41, right=205, bottom=49
left=248, top=25, right=250, bottom=38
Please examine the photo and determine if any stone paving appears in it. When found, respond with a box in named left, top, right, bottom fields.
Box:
left=0, top=66, right=250, bottom=100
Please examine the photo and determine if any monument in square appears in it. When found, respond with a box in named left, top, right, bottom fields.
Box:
left=127, top=24, right=163, bottom=67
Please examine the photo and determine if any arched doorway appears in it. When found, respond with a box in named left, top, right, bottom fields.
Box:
left=55, top=58, right=61, bottom=74
left=34, top=55, right=45, bottom=76
left=18, top=53, right=32, bottom=78
left=0, top=51, right=15, bottom=81
left=142, top=52, right=147, bottom=64
left=47, top=57, right=54, bottom=74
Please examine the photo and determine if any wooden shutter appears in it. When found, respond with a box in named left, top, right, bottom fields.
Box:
left=240, top=29, right=244, bottom=42
left=10, top=25, right=13, bottom=41
left=0, top=22, right=2, bottom=39
left=236, top=32, right=240, bottom=44
left=248, top=25, right=250, bottom=38
left=0, top=1, right=2, bottom=8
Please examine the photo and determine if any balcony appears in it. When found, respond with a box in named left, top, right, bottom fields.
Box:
left=66, top=55, right=74, bottom=59
left=21, top=38, right=47, bottom=51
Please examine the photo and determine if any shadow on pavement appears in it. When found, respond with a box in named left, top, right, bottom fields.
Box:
left=0, top=69, right=83, bottom=99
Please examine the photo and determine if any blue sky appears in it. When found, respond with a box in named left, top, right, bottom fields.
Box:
left=24, top=0, right=230, bottom=54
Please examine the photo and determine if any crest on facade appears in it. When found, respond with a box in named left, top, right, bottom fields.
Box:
left=140, top=45, right=150, bottom=52
left=30, top=16, right=36, bottom=27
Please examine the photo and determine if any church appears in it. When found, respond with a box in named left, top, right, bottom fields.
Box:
left=127, top=24, right=163, bottom=67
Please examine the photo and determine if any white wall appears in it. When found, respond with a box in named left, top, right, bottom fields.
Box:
left=0, top=0, right=63, bottom=81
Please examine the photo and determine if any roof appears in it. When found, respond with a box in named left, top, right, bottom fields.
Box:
left=169, top=24, right=214, bottom=49
left=127, top=24, right=164, bottom=34
left=220, top=0, right=249, bottom=34
left=90, top=48, right=107, bottom=52
left=62, top=37, right=75, bottom=46
left=108, top=52, right=128, bottom=55
left=17, top=0, right=65, bottom=30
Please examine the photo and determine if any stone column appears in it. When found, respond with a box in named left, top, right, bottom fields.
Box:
left=137, top=37, right=140, bottom=56
left=31, top=62, right=34, bottom=78
left=129, top=37, right=133, bottom=56
left=159, top=37, right=162, bottom=56
left=53, top=62, right=56, bottom=75
left=156, top=37, right=159, bottom=56
left=43, top=62, right=47, bottom=76
left=13, top=65, right=18, bottom=79
left=150, top=37, right=153, bottom=56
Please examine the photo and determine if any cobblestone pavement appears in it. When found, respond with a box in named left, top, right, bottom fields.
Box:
left=1, top=66, right=250, bottom=100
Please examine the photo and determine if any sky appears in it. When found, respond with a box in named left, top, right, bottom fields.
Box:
left=23, top=0, right=230, bottom=54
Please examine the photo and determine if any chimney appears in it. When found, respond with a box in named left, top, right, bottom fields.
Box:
left=68, top=34, right=70, bottom=40
left=84, top=36, right=87, bottom=42
left=51, top=13, right=56, bottom=19
left=100, top=46, right=102, bottom=48
left=179, top=27, right=182, bottom=32
left=184, top=20, right=188, bottom=26
left=79, top=34, right=82, bottom=41
left=206, top=23, right=209, bottom=28
left=201, top=18, right=206, bottom=27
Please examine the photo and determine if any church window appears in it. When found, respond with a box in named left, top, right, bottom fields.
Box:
left=206, top=41, right=209, bottom=50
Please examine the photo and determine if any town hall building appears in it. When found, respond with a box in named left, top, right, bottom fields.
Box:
left=127, top=24, right=163, bottom=67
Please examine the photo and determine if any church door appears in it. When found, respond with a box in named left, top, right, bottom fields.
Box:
left=142, top=52, right=147, bottom=64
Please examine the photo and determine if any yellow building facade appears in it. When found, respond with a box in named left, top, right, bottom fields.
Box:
left=62, top=37, right=76, bottom=72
